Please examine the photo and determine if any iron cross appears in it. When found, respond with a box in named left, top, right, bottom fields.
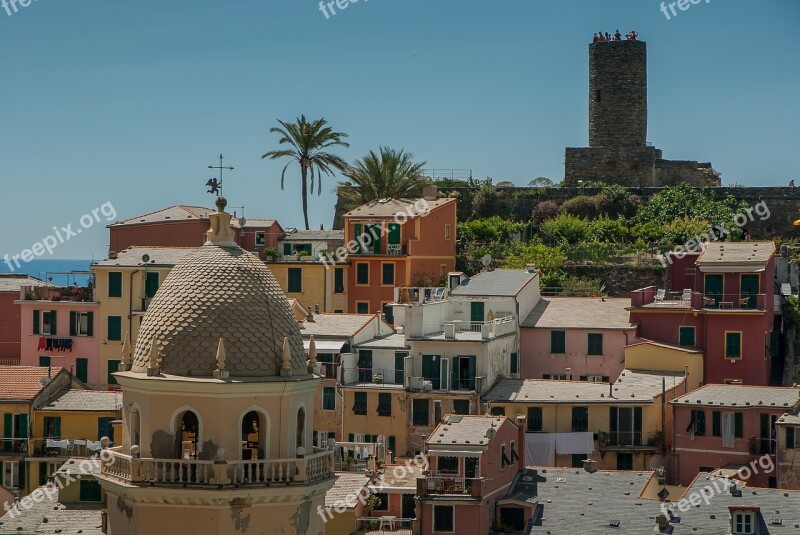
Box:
left=206, top=154, right=234, bottom=196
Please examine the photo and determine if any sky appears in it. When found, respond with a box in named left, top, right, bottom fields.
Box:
left=1, top=0, right=798, bottom=260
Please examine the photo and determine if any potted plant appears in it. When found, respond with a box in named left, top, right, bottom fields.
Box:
left=263, top=247, right=280, bottom=261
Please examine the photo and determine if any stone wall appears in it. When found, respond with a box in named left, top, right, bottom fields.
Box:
left=564, top=146, right=661, bottom=187
left=560, top=264, right=667, bottom=296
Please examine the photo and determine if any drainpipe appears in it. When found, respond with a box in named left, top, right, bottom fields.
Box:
left=128, top=270, right=140, bottom=345
left=661, top=377, right=666, bottom=455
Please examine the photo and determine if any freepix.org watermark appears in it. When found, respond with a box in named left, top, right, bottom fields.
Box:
left=321, top=198, right=431, bottom=270
left=660, top=453, right=774, bottom=518
left=2, top=450, right=116, bottom=519
left=2, top=0, right=39, bottom=17
left=3, top=202, right=116, bottom=273
left=655, top=200, right=770, bottom=267
left=659, top=0, right=711, bottom=21
left=318, top=0, right=369, bottom=20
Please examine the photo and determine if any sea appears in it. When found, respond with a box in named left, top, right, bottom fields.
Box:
left=0, top=259, right=94, bottom=286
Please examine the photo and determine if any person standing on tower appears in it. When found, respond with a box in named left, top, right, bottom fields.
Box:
left=614, top=29, right=622, bottom=41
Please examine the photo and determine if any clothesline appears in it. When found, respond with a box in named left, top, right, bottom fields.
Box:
left=37, top=337, right=74, bottom=352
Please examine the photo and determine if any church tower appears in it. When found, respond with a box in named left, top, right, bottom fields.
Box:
left=97, top=197, right=333, bottom=535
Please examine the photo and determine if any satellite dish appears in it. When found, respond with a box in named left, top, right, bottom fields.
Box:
left=481, top=254, right=492, bottom=268
left=141, top=254, right=150, bottom=263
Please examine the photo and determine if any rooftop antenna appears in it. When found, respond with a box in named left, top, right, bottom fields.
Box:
left=206, top=153, right=234, bottom=197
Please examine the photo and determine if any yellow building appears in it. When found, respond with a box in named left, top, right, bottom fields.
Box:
left=26, top=389, right=121, bottom=495
left=484, top=368, right=686, bottom=472
left=624, top=340, right=704, bottom=386
left=91, top=246, right=194, bottom=390
left=269, top=260, right=349, bottom=314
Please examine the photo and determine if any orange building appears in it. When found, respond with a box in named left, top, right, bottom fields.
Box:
left=343, top=194, right=457, bottom=318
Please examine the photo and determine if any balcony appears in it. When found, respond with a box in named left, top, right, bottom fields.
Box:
left=0, top=358, right=21, bottom=366
left=342, top=367, right=404, bottom=388
left=599, top=431, right=660, bottom=451
left=29, top=438, right=107, bottom=459
left=20, top=285, right=95, bottom=303
left=630, top=286, right=767, bottom=311
left=395, top=286, right=447, bottom=304
left=415, top=315, right=517, bottom=341
left=749, top=437, right=776, bottom=455
left=355, top=517, right=413, bottom=535
left=0, top=438, right=27, bottom=455
left=407, top=376, right=483, bottom=394
left=100, top=448, right=334, bottom=487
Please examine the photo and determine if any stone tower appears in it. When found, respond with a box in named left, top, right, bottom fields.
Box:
left=589, top=40, right=648, bottom=148
left=564, top=38, right=719, bottom=188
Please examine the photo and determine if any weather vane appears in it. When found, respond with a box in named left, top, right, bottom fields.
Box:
left=206, top=154, right=234, bottom=196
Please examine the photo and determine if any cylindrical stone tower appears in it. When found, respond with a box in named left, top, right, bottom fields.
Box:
left=588, top=40, right=647, bottom=148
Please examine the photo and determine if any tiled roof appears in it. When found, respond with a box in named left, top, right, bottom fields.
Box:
left=697, top=241, right=775, bottom=265
left=0, top=499, right=104, bottom=534
left=0, top=274, right=50, bottom=293
left=522, top=297, right=634, bottom=329
left=427, top=415, right=509, bottom=447
left=231, top=218, right=276, bottom=229
left=344, top=197, right=455, bottom=218
left=625, top=340, right=703, bottom=354
left=282, top=230, right=344, bottom=241
left=39, top=390, right=122, bottom=412
left=109, top=205, right=212, bottom=226
left=55, top=457, right=103, bottom=477
left=131, top=242, right=308, bottom=378
left=93, top=246, right=196, bottom=268
left=450, top=269, right=538, bottom=297
left=671, top=384, right=800, bottom=409
left=777, top=411, right=800, bottom=425
left=525, top=466, right=800, bottom=534
left=325, top=472, right=370, bottom=508
left=483, top=370, right=685, bottom=404
left=356, top=334, right=408, bottom=349
left=300, top=314, right=380, bottom=338
left=0, top=366, right=63, bottom=401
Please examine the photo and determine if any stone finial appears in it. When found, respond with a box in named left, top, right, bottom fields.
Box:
left=119, top=331, right=132, bottom=372
left=487, top=309, right=495, bottom=322
left=205, top=196, right=237, bottom=246
left=307, top=335, right=318, bottom=374
left=213, top=338, right=230, bottom=379
left=147, top=337, right=162, bottom=376
left=280, top=337, right=292, bottom=377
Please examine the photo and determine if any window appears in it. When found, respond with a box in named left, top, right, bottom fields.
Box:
left=587, top=333, right=603, bottom=355
left=70, top=312, right=94, bottom=337
left=452, top=399, right=470, bottom=415
left=144, top=272, right=159, bottom=298
left=43, top=416, right=61, bottom=438
left=356, top=302, right=370, bottom=314
left=490, top=406, right=505, bottom=416
left=334, top=268, right=345, bottom=293
left=527, top=407, right=543, bottom=431
left=412, top=399, right=429, bottom=426
left=97, top=417, right=114, bottom=441
left=786, top=427, right=796, bottom=449
left=356, top=262, right=369, bottom=285
left=353, top=392, right=367, bottom=415
left=687, top=409, right=706, bottom=436
left=2, top=461, right=21, bottom=489
left=34, top=310, right=57, bottom=336
left=510, top=352, right=518, bottom=374
left=108, top=272, right=122, bottom=297
left=79, top=480, right=102, bottom=502
left=679, top=326, right=695, bottom=347
left=444, top=224, right=451, bottom=240
left=433, top=505, right=454, bottom=532
left=322, top=387, right=336, bottom=411
left=388, top=223, right=401, bottom=245
left=595, top=89, right=602, bottom=103
left=572, top=454, right=585, bottom=468
left=725, top=332, right=742, bottom=359
left=107, top=316, right=122, bottom=341
left=107, top=360, right=120, bottom=385
left=373, top=492, right=389, bottom=511
left=550, top=331, right=566, bottom=354
left=255, top=232, right=266, bottom=246
left=582, top=375, right=609, bottom=382
left=383, top=303, right=394, bottom=325
left=76, top=358, right=88, bottom=383
left=734, top=412, right=743, bottom=438
left=288, top=268, right=303, bottom=293
left=39, top=356, right=51, bottom=367
left=394, top=351, right=407, bottom=385
left=382, top=263, right=395, bottom=285
left=572, top=407, right=589, bottom=432
left=733, top=511, right=754, bottom=534
left=712, top=411, right=721, bottom=437
left=617, top=453, right=633, bottom=470
left=501, top=444, right=511, bottom=467
left=377, top=393, right=392, bottom=416
left=437, top=456, right=459, bottom=474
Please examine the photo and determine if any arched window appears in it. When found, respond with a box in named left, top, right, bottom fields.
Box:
left=129, top=406, right=141, bottom=448
left=241, top=410, right=266, bottom=460
left=176, top=410, right=199, bottom=460
left=296, top=407, right=306, bottom=452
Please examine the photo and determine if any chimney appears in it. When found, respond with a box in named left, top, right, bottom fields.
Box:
left=516, top=415, right=526, bottom=471
left=306, top=306, right=314, bottom=322
left=423, top=185, right=438, bottom=201
left=526, top=264, right=536, bottom=273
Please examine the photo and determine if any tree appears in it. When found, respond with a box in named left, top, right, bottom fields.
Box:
left=540, top=214, right=590, bottom=244
left=531, top=200, right=560, bottom=226
left=528, top=177, right=555, bottom=187
left=338, top=147, right=428, bottom=206
left=262, top=115, right=349, bottom=230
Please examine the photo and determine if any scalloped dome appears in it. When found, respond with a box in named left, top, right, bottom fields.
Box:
left=131, top=206, right=307, bottom=378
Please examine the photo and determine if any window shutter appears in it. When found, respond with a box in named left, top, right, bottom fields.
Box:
left=18, top=461, right=25, bottom=488
left=348, top=433, right=354, bottom=442
left=19, top=413, right=27, bottom=439
left=734, top=412, right=743, bottom=438
left=283, top=243, right=292, bottom=256
left=54, top=417, right=62, bottom=439
left=70, top=312, right=77, bottom=336
left=609, top=407, right=618, bottom=433
left=33, top=310, right=40, bottom=334
left=3, top=414, right=12, bottom=439
left=87, top=312, right=94, bottom=337
left=50, top=311, right=57, bottom=335
left=712, top=411, right=721, bottom=437
left=388, top=223, right=400, bottom=244
left=634, top=407, right=642, bottom=433
left=353, top=224, right=362, bottom=253
left=787, top=427, right=795, bottom=449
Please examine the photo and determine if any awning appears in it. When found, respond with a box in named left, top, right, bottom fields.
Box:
left=303, top=339, right=346, bottom=352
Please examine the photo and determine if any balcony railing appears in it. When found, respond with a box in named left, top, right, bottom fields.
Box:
left=426, top=476, right=475, bottom=496
left=0, top=358, right=21, bottom=366
left=630, top=286, right=767, bottom=311
left=20, top=285, right=94, bottom=303
left=417, top=315, right=517, bottom=340
left=100, top=449, right=334, bottom=487
left=356, top=517, right=413, bottom=534
left=749, top=437, right=776, bottom=455
left=342, top=367, right=403, bottom=386
left=407, top=376, right=482, bottom=393
left=700, top=293, right=766, bottom=311
left=29, top=438, right=107, bottom=458
left=0, top=438, right=27, bottom=454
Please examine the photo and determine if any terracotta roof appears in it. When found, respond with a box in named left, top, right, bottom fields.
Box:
left=696, top=241, right=775, bottom=265
left=109, top=205, right=212, bottom=226
left=0, top=274, right=50, bottom=293
left=282, top=230, right=344, bottom=241
left=344, top=197, right=455, bottom=218
left=132, top=241, right=308, bottom=378
left=522, top=297, right=634, bottom=329
left=0, top=366, right=63, bottom=401
left=671, top=384, right=800, bottom=408
left=39, top=390, right=122, bottom=412
left=93, top=246, right=196, bottom=268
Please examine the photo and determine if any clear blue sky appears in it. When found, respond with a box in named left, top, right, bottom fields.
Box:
left=2, top=0, right=798, bottom=259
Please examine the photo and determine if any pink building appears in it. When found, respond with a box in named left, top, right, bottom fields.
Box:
left=16, top=285, right=100, bottom=387
left=520, top=297, right=637, bottom=382
left=630, top=242, right=778, bottom=386
left=415, top=414, right=533, bottom=534
left=0, top=275, right=49, bottom=364
left=671, top=384, right=800, bottom=487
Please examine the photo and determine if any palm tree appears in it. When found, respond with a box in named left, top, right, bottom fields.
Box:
left=338, top=147, right=428, bottom=206
left=262, top=115, right=349, bottom=230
